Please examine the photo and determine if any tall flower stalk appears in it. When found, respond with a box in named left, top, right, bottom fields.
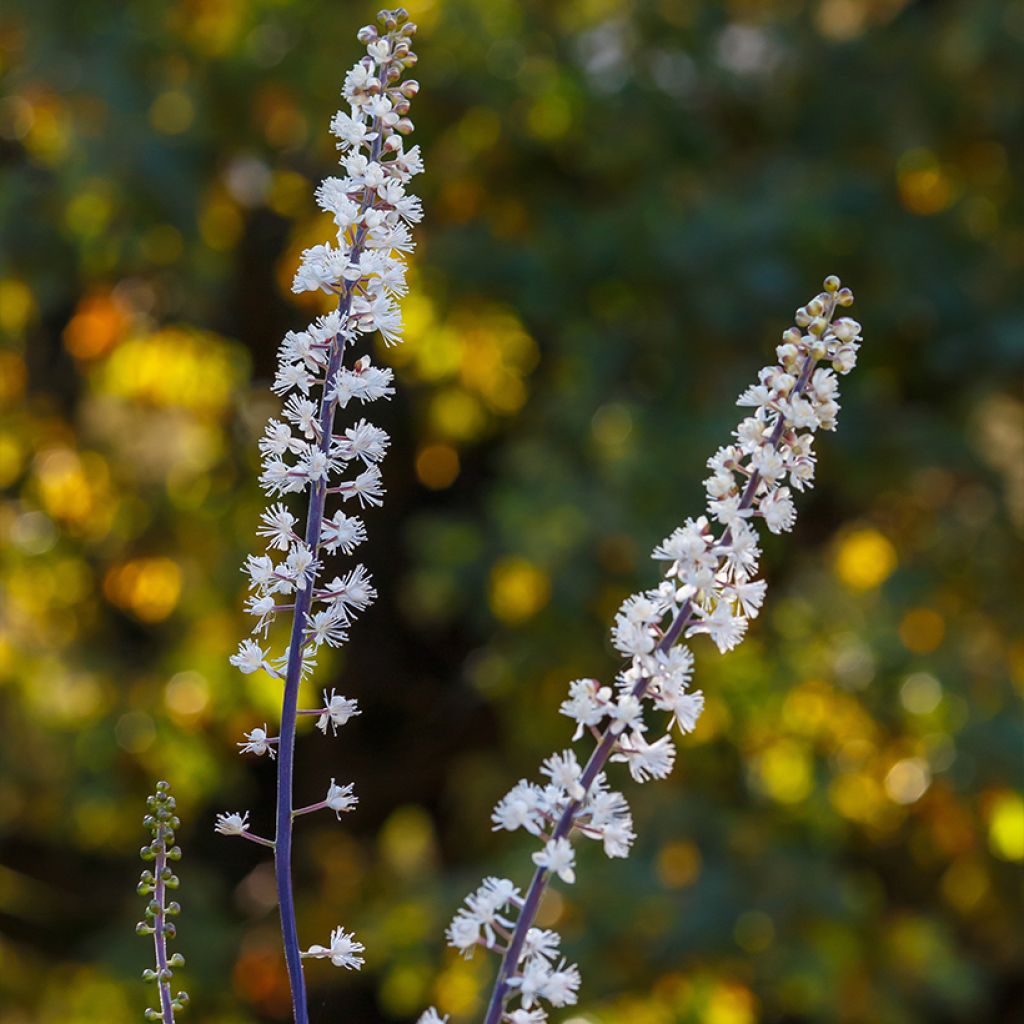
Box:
left=216, top=9, right=422, bottom=1022
left=429, top=277, right=862, bottom=1024
left=137, top=781, right=188, bottom=1023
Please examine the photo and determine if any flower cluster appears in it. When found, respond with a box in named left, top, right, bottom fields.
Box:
left=215, top=8, right=422, bottom=1004
left=445, top=277, right=863, bottom=1024
left=137, top=782, right=188, bottom=1023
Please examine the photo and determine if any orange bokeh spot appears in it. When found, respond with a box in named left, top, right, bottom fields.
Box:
left=63, top=292, right=129, bottom=360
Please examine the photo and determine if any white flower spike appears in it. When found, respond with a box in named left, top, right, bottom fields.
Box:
left=439, top=278, right=863, bottom=1024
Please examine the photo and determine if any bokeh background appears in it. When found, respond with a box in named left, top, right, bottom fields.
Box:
left=1, top=0, right=1022, bottom=1021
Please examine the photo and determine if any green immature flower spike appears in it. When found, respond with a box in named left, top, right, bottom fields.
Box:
left=137, top=781, right=188, bottom=1022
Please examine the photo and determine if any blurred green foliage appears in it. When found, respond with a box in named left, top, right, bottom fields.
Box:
left=0, top=0, right=1022, bottom=1022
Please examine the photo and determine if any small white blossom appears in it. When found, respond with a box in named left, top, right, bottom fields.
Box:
left=532, top=837, right=576, bottom=884
left=238, top=725, right=277, bottom=759
left=214, top=811, right=250, bottom=836
left=317, top=689, right=361, bottom=735
left=301, top=926, right=365, bottom=970
left=326, top=779, right=358, bottom=818
left=230, top=639, right=268, bottom=675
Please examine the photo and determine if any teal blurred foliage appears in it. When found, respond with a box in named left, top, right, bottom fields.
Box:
left=0, top=0, right=1021, bottom=1022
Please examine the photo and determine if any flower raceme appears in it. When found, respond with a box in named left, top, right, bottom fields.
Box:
left=428, top=277, right=863, bottom=1024
left=214, top=9, right=422, bottom=1022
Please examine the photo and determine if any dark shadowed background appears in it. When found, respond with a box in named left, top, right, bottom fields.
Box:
left=0, top=0, right=1022, bottom=1021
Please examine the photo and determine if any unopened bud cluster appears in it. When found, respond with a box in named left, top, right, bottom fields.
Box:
left=137, top=781, right=188, bottom=1022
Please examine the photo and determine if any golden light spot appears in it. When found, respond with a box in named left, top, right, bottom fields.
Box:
left=656, top=840, right=701, bottom=889
left=64, top=181, right=114, bottom=238
left=457, top=106, right=502, bottom=152
left=434, top=957, right=482, bottom=1017
left=898, top=607, right=945, bottom=654
left=0, top=278, right=37, bottom=334
left=0, top=433, right=23, bottom=486
left=141, top=223, right=184, bottom=265
left=707, top=982, right=757, bottom=1024
left=899, top=672, right=942, bottom=714
left=430, top=388, right=487, bottom=441
left=940, top=857, right=990, bottom=913
left=591, top=403, right=633, bottom=447
left=829, top=770, right=886, bottom=825
left=379, top=962, right=432, bottom=1017
left=0, top=352, right=26, bottom=406
left=438, top=175, right=483, bottom=223
left=751, top=739, right=813, bottom=804
left=149, top=90, right=194, bottom=134
left=416, top=443, right=460, bottom=489
left=103, top=557, right=182, bottom=623
left=255, top=88, right=307, bottom=149
left=35, top=448, right=95, bottom=524
left=986, top=791, right=1024, bottom=861
left=268, top=170, right=312, bottom=218
left=199, top=194, right=244, bottom=251
left=63, top=291, right=129, bottom=360
left=834, top=527, right=897, bottom=590
left=884, top=757, right=931, bottom=805
left=181, top=0, right=244, bottom=56
left=527, top=91, right=572, bottom=140
left=734, top=910, right=775, bottom=953
left=898, top=149, right=955, bottom=216
left=534, top=887, right=564, bottom=928
left=22, top=94, right=70, bottom=164
left=165, top=670, right=210, bottom=724
left=488, top=556, right=551, bottom=624
left=96, top=326, right=248, bottom=415
left=814, top=0, right=869, bottom=41
left=378, top=805, right=438, bottom=878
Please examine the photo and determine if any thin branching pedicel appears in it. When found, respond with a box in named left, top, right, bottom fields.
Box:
left=426, top=277, right=862, bottom=1024
left=137, top=781, right=188, bottom=1023
left=215, top=8, right=422, bottom=1022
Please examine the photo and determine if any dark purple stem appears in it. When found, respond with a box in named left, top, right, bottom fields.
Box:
left=482, top=322, right=828, bottom=1024
left=273, top=108, right=387, bottom=1024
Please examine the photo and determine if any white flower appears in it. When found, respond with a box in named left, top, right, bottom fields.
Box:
left=689, top=600, right=748, bottom=654
left=326, top=779, right=358, bottom=818
left=257, top=503, right=297, bottom=550
left=492, top=780, right=546, bottom=836
left=542, top=959, right=581, bottom=1007
left=759, top=485, right=797, bottom=534
left=214, top=811, right=249, bottom=836
left=540, top=750, right=585, bottom=800
left=317, top=689, right=361, bottom=735
left=416, top=1010, right=448, bottom=1024
left=532, top=837, right=576, bottom=884
left=506, top=1011, right=547, bottom=1024
left=664, top=690, right=705, bottom=735
left=301, top=926, right=365, bottom=970
left=322, top=563, right=377, bottom=615
left=229, top=639, right=267, bottom=675
left=608, top=694, right=645, bottom=735
left=521, top=928, right=561, bottom=963
left=559, top=678, right=611, bottom=740
left=341, top=464, right=385, bottom=508
left=320, top=510, right=367, bottom=555
left=238, top=725, right=276, bottom=759
left=446, top=910, right=482, bottom=957
left=612, top=730, right=676, bottom=783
